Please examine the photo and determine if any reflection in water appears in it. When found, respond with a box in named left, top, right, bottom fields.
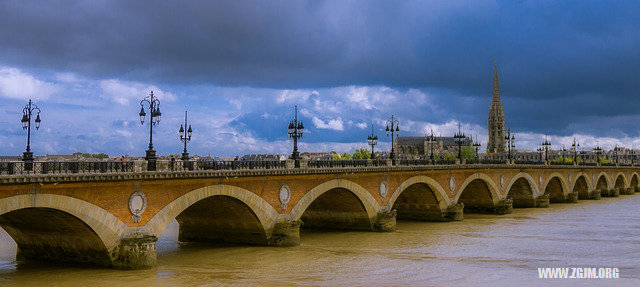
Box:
left=1, top=196, right=639, bottom=286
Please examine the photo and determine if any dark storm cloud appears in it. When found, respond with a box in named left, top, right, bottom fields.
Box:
left=1, top=0, right=640, bottom=137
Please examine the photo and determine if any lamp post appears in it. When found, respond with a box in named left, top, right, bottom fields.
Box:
left=20, top=99, right=42, bottom=171
left=505, top=128, right=515, bottom=161
left=453, top=122, right=466, bottom=161
left=613, top=145, right=619, bottom=165
left=367, top=123, right=378, bottom=159
left=541, top=135, right=551, bottom=162
left=561, top=145, right=567, bottom=163
left=593, top=141, right=603, bottom=164
left=473, top=134, right=481, bottom=160
left=139, top=91, right=161, bottom=171
left=179, top=111, right=193, bottom=167
left=572, top=137, right=579, bottom=163
left=385, top=115, right=399, bottom=164
left=427, top=129, right=436, bottom=161
left=288, top=105, right=304, bottom=168
left=537, top=147, right=544, bottom=163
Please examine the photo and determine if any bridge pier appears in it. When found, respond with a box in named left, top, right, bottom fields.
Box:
left=534, top=194, right=550, bottom=207
left=372, top=210, right=397, bottom=232
left=444, top=203, right=464, bottom=221
left=621, top=188, right=635, bottom=195
left=268, top=220, right=301, bottom=247
left=564, top=192, right=579, bottom=203
left=111, top=232, right=157, bottom=270
left=601, top=188, right=619, bottom=197
left=635, top=186, right=640, bottom=193
left=588, top=189, right=601, bottom=200
left=493, top=199, right=513, bottom=215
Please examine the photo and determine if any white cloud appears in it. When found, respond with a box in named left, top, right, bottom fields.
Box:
left=312, top=117, right=344, bottom=131
left=99, top=79, right=176, bottom=106
left=0, top=67, right=58, bottom=100
left=276, top=89, right=317, bottom=104
left=355, top=122, right=368, bottom=129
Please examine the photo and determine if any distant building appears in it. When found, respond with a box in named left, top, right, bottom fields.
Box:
left=240, top=154, right=286, bottom=161
left=301, top=152, right=334, bottom=160
left=395, top=135, right=473, bottom=159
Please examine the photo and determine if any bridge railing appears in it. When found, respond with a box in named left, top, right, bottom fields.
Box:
left=0, top=161, right=134, bottom=175
left=307, top=160, right=369, bottom=168
left=513, top=160, right=542, bottom=165
left=184, top=160, right=287, bottom=171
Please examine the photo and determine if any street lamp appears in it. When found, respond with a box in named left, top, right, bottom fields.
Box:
left=20, top=99, right=42, bottom=171
left=139, top=91, right=161, bottom=171
left=572, top=137, right=579, bottom=163
left=593, top=141, right=603, bottom=164
left=367, top=123, right=378, bottom=158
left=427, top=129, right=436, bottom=161
left=561, top=145, right=567, bottom=163
left=505, top=128, right=515, bottom=161
left=288, top=105, right=304, bottom=168
left=473, top=134, right=481, bottom=160
left=385, top=115, right=400, bottom=164
left=613, top=145, right=619, bottom=165
left=537, top=147, right=544, bottom=163
left=179, top=110, right=193, bottom=165
left=453, top=122, right=466, bottom=161
left=541, top=135, right=551, bottom=162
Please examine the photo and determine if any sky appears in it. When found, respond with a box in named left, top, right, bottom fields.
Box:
left=1, top=0, right=640, bottom=157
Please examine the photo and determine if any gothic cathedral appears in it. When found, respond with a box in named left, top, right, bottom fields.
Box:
left=487, top=61, right=506, bottom=154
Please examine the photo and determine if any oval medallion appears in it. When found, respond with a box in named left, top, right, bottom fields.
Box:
left=500, top=175, right=505, bottom=188
left=279, top=184, right=291, bottom=210
left=539, top=175, right=543, bottom=186
left=449, top=176, right=455, bottom=192
left=129, top=189, right=147, bottom=223
left=379, top=181, right=387, bottom=199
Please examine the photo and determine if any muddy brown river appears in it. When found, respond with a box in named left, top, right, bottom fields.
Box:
left=1, top=195, right=639, bottom=286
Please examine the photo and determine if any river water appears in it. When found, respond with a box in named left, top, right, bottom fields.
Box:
left=0, top=195, right=639, bottom=286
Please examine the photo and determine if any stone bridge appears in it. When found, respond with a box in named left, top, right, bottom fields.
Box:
left=0, top=164, right=638, bottom=269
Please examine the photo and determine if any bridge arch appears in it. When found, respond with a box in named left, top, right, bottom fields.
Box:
left=146, top=184, right=279, bottom=245
left=289, top=179, right=379, bottom=230
left=388, top=175, right=451, bottom=221
left=542, top=172, right=569, bottom=203
left=630, top=173, right=639, bottom=189
left=505, top=172, right=539, bottom=208
left=454, top=173, right=500, bottom=213
left=613, top=172, right=627, bottom=190
left=595, top=172, right=611, bottom=191
left=573, top=174, right=592, bottom=200
left=0, top=194, right=126, bottom=266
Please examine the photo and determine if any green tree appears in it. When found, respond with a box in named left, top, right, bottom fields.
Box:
left=332, top=153, right=342, bottom=160
left=352, top=148, right=371, bottom=160
left=341, top=152, right=352, bottom=160
left=461, top=146, right=475, bottom=159
left=597, top=156, right=610, bottom=164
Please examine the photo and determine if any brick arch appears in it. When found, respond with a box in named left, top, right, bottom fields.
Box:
left=630, top=173, right=639, bottom=188
left=613, top=172, right=627, bottom=189
left=0, top=194, right=127, bottom=266
left=146, top=184, right=279, bottom=237
left=542, top=172, right=570, bottom=196
left=505, top=172, right=540, bottom=207
left=595, top=171, right=612, bottom=190
left=454, top=172, right=501, bottom=204
left=288, top=179, right=379, bottom=222
left=505, top=172, right=541, bottom=197
left=387, top=175, right=451, bottom=210
left=570, top=172, right=593, bottom=193
left=542, top=172, right=570, bottom=203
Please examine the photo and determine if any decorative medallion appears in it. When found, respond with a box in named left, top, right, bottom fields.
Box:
left=500, top=175, right=505, bottom=189
left=279, top=184, right=291, bottom=210
left=379, top=181, right=387, bottom=199
left=128, top=187, right=147, bottom=223
left=569, top=174, right=573, bottom=183
left=592, top=174, right=595, bottom=182
left=539, top=175, right=543, bottom=186
left=449, top=176, right=455, bottom=192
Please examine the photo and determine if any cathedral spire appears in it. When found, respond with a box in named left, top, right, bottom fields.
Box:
left=493, top=60, right=500, bottom=102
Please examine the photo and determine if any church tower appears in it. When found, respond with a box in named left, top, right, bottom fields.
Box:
left=487, top=61, right=506, bottom=154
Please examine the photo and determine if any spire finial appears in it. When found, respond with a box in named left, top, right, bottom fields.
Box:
left=493, top=60, right=500, bottom=102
